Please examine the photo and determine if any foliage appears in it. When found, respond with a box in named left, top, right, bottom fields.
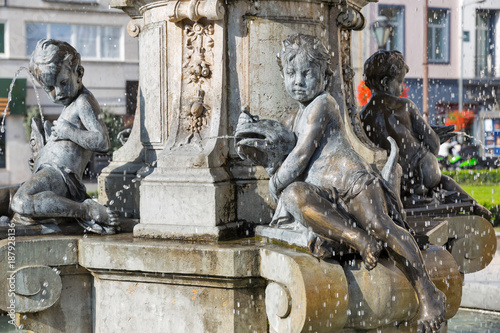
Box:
left=356, top=80, right=409, bottom=107
left=100, top=107, right=124, bottom=152
left=23, top=106, right=41, bottom=142
left=442, top=169, right=500, bottom=185
left=445, top=110, right=475, bottom=132
left=449, top=173, right=500, bottom=225
left=490, top=205, right=500, bottom=227
left=462, top=185, right=500, bottom=226
left=357, top=80, right=371, bottom=107
left=87, top=190, right=98, bottom=199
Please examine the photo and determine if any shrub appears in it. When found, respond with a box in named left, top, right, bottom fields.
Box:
left=442, top=169, right=500, bottom=185
left=100, top=107, right=124, bottom=152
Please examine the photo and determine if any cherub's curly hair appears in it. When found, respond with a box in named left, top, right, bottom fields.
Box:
left=277, top=34, right=333, bottom=89
left=363, top=50, right=408, bottom=91
left=29, top=39, right=84, bottom=84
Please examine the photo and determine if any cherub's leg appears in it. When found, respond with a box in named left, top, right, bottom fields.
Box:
left=349, top=183, right=446, bottom=333
left=0, top=184, right=19, bottom=217
left=10, top=168, right=117, bottom=229
left=281, top=182, right=381, bottom=270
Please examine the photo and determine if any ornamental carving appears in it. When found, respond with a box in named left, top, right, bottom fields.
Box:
left=185, top=89, right=211, bottom=143
left=183, top=23, right=214, bottom=84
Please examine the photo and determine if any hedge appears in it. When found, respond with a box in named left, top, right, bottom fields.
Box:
left=488, top=205, right=500, bottom=227
left=442, top=169, right=500, bottom=184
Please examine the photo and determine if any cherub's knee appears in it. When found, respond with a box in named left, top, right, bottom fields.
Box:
left=10, top=193, right=34, bottom=216
left=281, top=182, right=308, bottom=208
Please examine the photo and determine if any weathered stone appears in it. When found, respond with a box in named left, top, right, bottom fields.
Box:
left=79, top=235, right=266, bottom=333
left=407, top=214, right=496, bottom=274
left=260, top=245, right=461, bottom=332
left=0, top=236, right=92, bottom=333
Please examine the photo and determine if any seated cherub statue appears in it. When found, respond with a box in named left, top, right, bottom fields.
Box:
left=359, top=50, right=490, bottom=218
left=9, top=39, right=118, bottom=234
left=237, top=34, right=446, bottom=332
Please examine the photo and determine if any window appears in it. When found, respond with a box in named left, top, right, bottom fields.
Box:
left=26, top=23, right=122, bottom=60
left=476, top=11, right=498, bottom=78
left=43, top=0, right=98, bottom=4
left=378, top=5, right=405, bottom=54
left=427, top=8, right=450, bottom=63
left=0, top=23, right=5, bottom=54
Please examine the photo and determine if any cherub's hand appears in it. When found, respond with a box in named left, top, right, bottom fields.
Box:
left=431, top=124, right=457, bottom=143
left=51, top=119, right=72, bottom=141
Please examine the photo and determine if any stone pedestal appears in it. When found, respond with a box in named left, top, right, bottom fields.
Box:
left=0, top=233, right=466, bottom=332
left=74, top=235, right=461, bottom=333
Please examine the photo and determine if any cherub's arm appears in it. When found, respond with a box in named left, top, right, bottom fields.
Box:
left=408, top=101, right=440, bottom=155
left=271, top=99, right=329, bottom=196
left=282, top=108, right=298, bottom=130
left=52, top=93, right=110, bottom=153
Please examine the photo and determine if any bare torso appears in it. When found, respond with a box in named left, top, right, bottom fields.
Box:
left=291, top=93, right=372, bottom=191
left=360, top=93, right=441, bottom=189
left=35, top=91, right=99, bottom=178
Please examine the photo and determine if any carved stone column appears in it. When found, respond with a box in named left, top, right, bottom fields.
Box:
left=111, top=0, right=232, bottom=240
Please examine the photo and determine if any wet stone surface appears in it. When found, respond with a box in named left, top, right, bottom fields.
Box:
left=448, top=309, right=500, bottom=332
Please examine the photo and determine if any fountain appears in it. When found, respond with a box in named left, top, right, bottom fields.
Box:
left=0, top=0, right=496, bottom=332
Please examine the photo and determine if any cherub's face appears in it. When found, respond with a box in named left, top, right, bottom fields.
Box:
left=385, top=70, right=405, bottom=97
left=283, top=52, right=325, bottom=104
left=39, top=64, right=81, bottom=106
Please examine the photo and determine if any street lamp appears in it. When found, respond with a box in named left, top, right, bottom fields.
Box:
left=370, top=16, right=393, bottom=50
left=459, top=0, right=486, bottom=112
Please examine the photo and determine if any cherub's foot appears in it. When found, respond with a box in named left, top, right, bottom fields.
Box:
left=360, top=237, right=382, bottom=270
left=417, top=288, right=446, bottom=333
left=77, top=219, right=117, bottom=235
left=80, top=199, right=120, bottom=234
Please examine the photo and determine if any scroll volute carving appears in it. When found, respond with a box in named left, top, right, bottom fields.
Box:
left=168, top=0, right=225, bottom=22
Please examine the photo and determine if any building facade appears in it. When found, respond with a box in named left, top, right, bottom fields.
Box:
left=0, top=0, right=138, bottom=185
left=353, top=0, right=500, bottom=131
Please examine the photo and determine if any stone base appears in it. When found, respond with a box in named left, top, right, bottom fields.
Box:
left=77, top=235, right=461, bottom=332
left=0, top=236, right=93, bottom=333
left=133, top=221, right=248, bottom=240
left=2, top=234, right=464, bottom=333
left=79, top=234, right=267, bottom=332
left=137, top=167, right=236, bottom=240
left=98, top=161, right=143, bottom=219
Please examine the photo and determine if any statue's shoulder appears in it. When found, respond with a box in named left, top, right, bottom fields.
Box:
left=73, top=88, right=100, bottom=113
left=310, top=92, right=339, bottom=111
left=392, top=95, right=417, bottom=111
